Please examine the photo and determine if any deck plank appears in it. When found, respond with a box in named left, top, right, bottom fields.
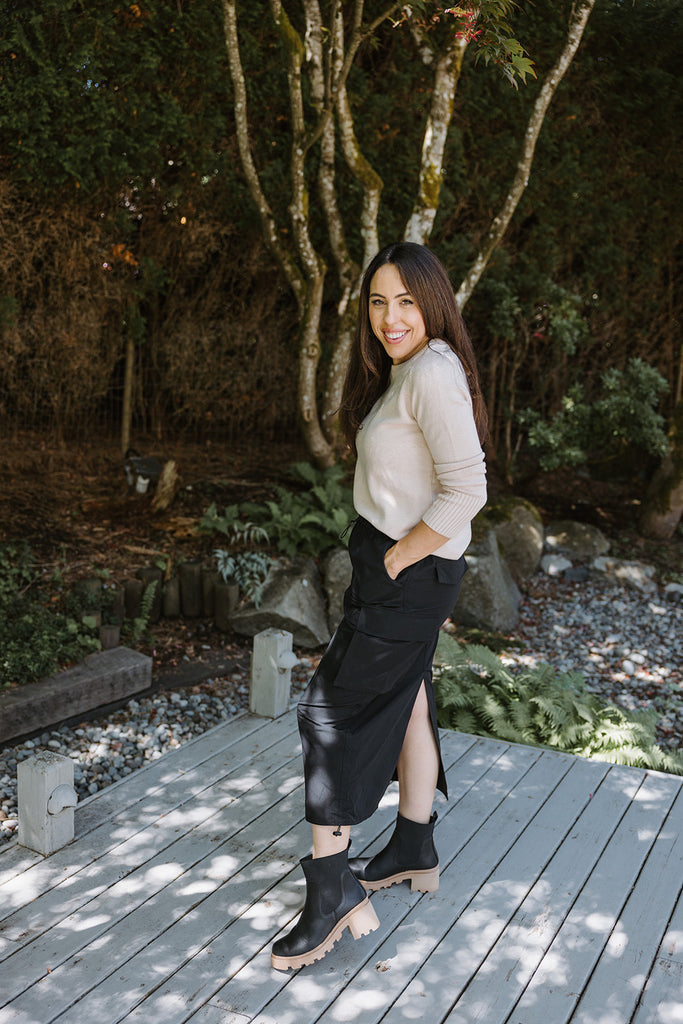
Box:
left=630, top=886, right=683, bottom=1024
left=0, top=713, right=299, bottom=933
left=0, top=711, right=681, bottom=1024
left=131, top=736, right=505, bottom=1024
left=507, top=770, right=681, bottom=1024
left=0, top=732, right=304, bottom=1016
left=307, top=749, right=576, bottom=1024
left=570, top=787, right=683, bottom=1024
left=421, top=761, right=642, bottom=1024
left=76, top=733, right=484, bottom=1024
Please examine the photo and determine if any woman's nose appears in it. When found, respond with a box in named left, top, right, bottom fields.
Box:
left=383, top=302, right=400, bottom=325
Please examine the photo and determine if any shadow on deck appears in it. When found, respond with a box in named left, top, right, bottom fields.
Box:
left=0, top=709, right=681, bottom=1024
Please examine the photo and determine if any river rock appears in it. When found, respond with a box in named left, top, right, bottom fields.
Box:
left=592, top=556, right=657, bottom=594
left=488, top=498, right=544, bottom=579
left=545, top=520, right=610, bottom=559
left=452, top=528, right=521, bottom=632
left=541, top=553, right=573, bottom=577
left=322, top=547, right=352, bottom=632
left=230, top=558, right=331, bottom=648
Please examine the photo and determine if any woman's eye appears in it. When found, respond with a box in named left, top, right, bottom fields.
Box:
left=401, top=298, right=414, bottom=306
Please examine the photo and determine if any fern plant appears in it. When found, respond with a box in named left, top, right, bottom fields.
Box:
left=199, top=463, right=353, bottom=559
left=199, top=503, right=269, bottom=547
left=214, top=549, right=274, bottom=608
left=433, top=632, right=683, bottom=776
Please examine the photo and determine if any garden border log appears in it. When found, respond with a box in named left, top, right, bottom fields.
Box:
left=0, top=648, right=152, bottom=746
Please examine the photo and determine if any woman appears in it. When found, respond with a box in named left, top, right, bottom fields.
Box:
left=271, top=242, right=487, bottom=971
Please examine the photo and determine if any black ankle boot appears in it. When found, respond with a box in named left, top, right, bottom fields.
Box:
left=349, top=812, right=439, bottom=893
left=271, top=846, right=380, bottom=970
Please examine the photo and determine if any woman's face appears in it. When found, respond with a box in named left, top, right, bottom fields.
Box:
left=368, top=263, right=428, bottom=365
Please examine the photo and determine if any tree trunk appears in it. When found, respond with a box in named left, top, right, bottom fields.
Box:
left=121, top=333, right=134, bottom=456
left=404, top=31, right=468, bottom=245
left=639, top=400, right=683, bottom=540
left=456, top=0, right=597, bottom=310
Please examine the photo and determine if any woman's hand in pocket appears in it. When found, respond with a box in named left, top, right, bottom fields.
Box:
left=384, top=544, right=402, bottom=580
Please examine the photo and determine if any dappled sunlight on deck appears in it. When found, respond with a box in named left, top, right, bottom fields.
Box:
left=0, top=709, right=680, bottom=1024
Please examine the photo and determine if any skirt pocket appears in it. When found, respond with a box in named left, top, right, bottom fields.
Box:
left=333, top=629, right=427, bottom=695
left=348, top=519, right=403, bottom=608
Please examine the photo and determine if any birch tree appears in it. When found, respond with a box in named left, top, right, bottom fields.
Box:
left=223, top=0, right=595, bottom=466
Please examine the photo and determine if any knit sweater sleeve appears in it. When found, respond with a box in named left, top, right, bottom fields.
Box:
left=406, top=347, right=487, bottom=538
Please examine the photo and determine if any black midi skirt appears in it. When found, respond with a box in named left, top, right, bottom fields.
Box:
left=297, top=517, right=466, bottom=826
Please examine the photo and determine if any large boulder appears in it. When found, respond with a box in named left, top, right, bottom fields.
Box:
left=230, top=558, right=331, bottom=648
left=452, top=526, right=521, bottom=632
left=545, top=520, right=610, bottom=560
left=487, top=497, right=544, bottom=580
left=322, top=547, right=352, bottom=633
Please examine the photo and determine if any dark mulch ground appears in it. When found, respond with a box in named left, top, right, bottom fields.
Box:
left=0, top=433, right=310, bottom=678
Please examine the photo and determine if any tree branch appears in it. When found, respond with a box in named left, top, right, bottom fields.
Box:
left=221, top=0, right=305, bottom=313
left=456, top=0, right=597, bottom=310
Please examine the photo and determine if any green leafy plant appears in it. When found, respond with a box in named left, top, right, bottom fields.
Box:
left=0, top=544, right=100, bottom=688
left=239, top=462, right=355, bottom=558
left=519, top=358, right=669, bottom=472
left=0, top=541, right=35, bottom=599
left=433, top=632, right=683, bottom=776
left=123, top=581, right=157, bottom=642
left=199, top=503, right=269, bottom=547
left=214, top=549, right=274, bottom=608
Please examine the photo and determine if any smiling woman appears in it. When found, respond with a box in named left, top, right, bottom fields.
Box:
left=270, top=243, right=488, bottom=971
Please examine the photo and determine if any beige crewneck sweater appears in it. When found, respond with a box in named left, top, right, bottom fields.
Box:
left=353, top=339, right=487, bottom=559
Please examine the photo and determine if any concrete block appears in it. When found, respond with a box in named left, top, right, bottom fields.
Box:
left=17, top=751, right=78, bottom=856
left=250, top=628, right=298, bottom=719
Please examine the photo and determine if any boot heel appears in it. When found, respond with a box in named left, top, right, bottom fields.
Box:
left=410, top=866, right=439, bottom=893
left=347, top=898, right=380, bottom=939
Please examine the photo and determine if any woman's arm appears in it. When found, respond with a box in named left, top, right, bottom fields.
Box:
left=384, top=520, right=449, bottom=579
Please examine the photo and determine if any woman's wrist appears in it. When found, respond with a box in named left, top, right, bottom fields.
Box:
left=384, top=521, right=449, bottom=579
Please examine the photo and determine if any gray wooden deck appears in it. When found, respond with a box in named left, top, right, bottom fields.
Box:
left=0, top=708, right=681, bottom=1024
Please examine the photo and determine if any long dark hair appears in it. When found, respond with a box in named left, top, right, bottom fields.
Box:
left=339, top=242, right=488, bottom=453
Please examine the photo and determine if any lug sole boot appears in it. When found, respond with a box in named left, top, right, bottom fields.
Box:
left=349, top=811, right=439, bottom=893
left=271, top=847, right=380, bottom=971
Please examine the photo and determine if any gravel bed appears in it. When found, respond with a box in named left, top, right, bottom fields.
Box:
left=499, top=575, right=682, bottom=749
left=1, top=573, right=681, bottom=847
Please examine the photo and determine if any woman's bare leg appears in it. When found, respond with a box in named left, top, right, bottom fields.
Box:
left=396, top=681, right=439, bottom=824
left=311, top=823, right=351, bottom=859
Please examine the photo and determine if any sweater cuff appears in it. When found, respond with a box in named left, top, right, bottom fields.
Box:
left=422, top=490, right=487, bottom=539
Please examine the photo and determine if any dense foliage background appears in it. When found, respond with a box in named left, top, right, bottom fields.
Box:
left=0, top=0, right=680, bottom=489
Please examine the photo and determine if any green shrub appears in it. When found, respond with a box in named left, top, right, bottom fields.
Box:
left=198, top=503, right=269, bottom=547
left=0, top=544, right=100, bottom=688
left=434, top=632, right=683, bottom=776
left=519, top=357, right=669, bottom=471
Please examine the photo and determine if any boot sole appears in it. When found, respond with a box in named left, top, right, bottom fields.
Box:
left=270, top=896, right=379, bottom=971
left=359, top=865, right=439, bottom=894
